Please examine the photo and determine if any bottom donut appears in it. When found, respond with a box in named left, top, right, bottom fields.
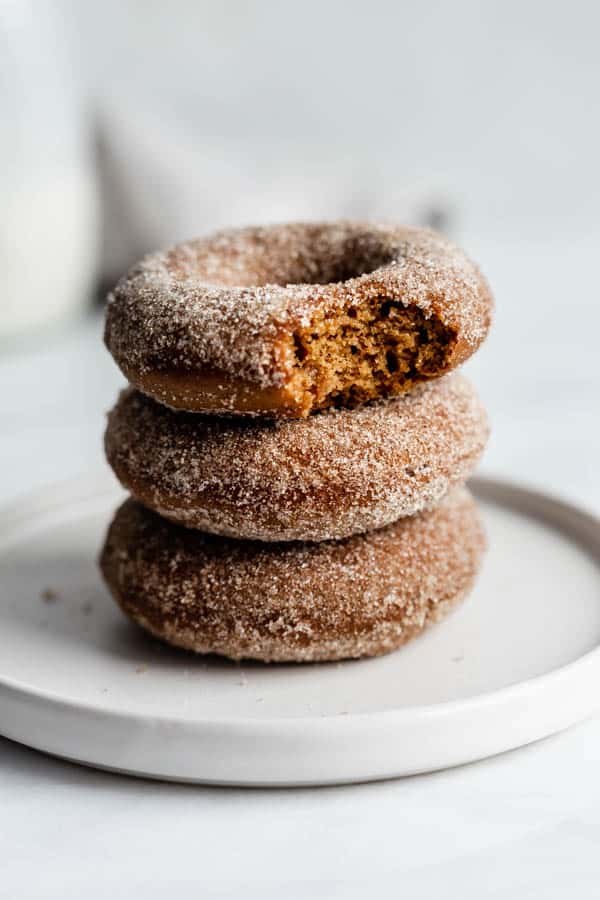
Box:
left=99, top=488, right=485, bottom=663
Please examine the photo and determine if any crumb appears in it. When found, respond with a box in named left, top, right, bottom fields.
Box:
left=135, top=664, right=148, bottom=674
left=40, top=588, right=59, bottom=603
left=81, top=601, right=93, bottom=615
left=452, top=654, right=464, bottom=662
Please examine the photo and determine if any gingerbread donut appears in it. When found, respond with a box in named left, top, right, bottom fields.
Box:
left=100, top=488, right=485, bottom=663
left=105, top=373, right=488, bottom=542
left=104, top=222, right=493, bottom=418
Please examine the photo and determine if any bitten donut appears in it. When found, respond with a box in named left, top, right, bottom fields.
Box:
left=104, top=222, right=493, bottom=417
left=105, top=373, right=488, bottom=542
left=100, top=488, right=485, bottom=663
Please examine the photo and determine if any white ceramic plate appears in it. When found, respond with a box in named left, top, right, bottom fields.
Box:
left=0, top=475, right=599, bottom=786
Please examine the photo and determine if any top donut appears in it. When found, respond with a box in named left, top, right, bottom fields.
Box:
left=104, top=221, right=493, bottom=417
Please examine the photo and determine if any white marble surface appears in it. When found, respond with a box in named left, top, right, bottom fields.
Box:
left=1, top=232, right=600, bottom=897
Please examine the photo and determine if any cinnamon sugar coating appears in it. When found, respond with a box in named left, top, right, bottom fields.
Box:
left=105, top=373, right=488, bottom=542
left=99, top=488, right=486, bottom=663
left=104, top=222, right=493, bottom=417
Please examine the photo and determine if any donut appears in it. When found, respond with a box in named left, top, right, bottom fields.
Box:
left=99, top=488, right=485, bottom=663
left=104, top=222, right=493, bottom=418
left=104, top=373, right=488, bottom=542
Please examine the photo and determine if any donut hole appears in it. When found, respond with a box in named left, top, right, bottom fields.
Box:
left=288, top=300, right=456, bottom=414
left=169, top=225, right=395, bottom=287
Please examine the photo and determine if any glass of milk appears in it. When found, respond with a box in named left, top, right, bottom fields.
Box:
left=0, top=0, right=98, bottom=341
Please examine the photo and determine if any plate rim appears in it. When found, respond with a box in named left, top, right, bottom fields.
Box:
left=0, top=471, right=599, bottom=730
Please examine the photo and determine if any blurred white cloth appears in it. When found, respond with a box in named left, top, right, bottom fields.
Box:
left=97, top=104, right=451, bottom=280
left=79, top=0, right=600, bottom=283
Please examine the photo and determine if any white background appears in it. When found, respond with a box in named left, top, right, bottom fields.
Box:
left=2, top=0, right=600, bottom=896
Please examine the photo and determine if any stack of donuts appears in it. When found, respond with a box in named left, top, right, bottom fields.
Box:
left=100, top=222, right=493, bottom=662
